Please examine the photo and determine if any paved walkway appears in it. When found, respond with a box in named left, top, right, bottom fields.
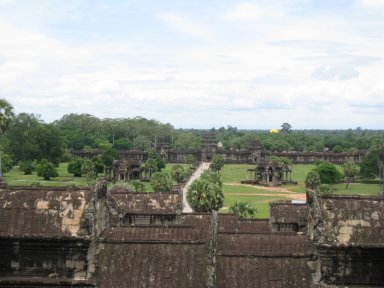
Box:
left=182, top=162, right=211, bottom=213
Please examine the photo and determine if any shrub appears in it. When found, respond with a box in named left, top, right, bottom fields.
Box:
left=229, top=201, right=257, bottom=218
left=150, top=172, right=175, bottom=192
left=19, top=160, right=35, bottom=175
left=305, top=170, right=321, bottom=190
left=318, top=184, right=335, bottom=195
left=67, top=158, right=85, bottom=177
left=315, top=162, right=343, bottom=184
left=171, top=164, right=186, bottom=183
left=129, top=180, right=145, bottom=192
left=36, top=159, right=58, bottom=180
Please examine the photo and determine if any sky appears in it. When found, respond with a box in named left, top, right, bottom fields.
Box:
left=0, top=0, right=383, bottom=129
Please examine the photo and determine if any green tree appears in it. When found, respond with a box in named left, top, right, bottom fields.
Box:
left=61, top=149, right=72, bottom=162
left=68, top=158, right=85, bottom=177
left=133, top=135, right=152, bottom=150
left=101, top=148, right=119, bottom=166
left=359, top=151, right=378, bottom=179
left=81, top=159, right=97, bottom=185
left=269, top=156, right=292, bottom=166
left=315, top=162, right=342, bottom=184
left=0, top=99, right=15, bottom=134
left=210, top=155, right=224, bottom=173
left=19, top=160, right=35, bottom=175
left=112, top=138, right=133, bottom=150
left=332, top=145, right=343, bottom=153
left=146, top=149, right=166, bottom=172
left=36, top=159, right=58, bottom=180
left=53, top=113, right=102, bottom=149
left=229, top=201, right=257, bottom=218
left=269, top=140, right=291, bottom=152
left=0, top=99, right=15, bottom=177
left=32, top=124, right=64, bottom=165
left=174, top=132, right=202, bottom=150
left=97, top=140, right=113, bottom=151
left=6, top=114, right=63, bottom=164
left=185, top=154, right=196, bottom=169
left=281, top=122, right=292, bottom=133
left=343, top=162, right=359, bottom=189
left=129, top=180, right=145, bottom=192
left=92, top=157, right=104, bottom=174
left=171, top=164, right=186, bottom=183
left=187, top=178, right=224, bottom=212
left=318, top=184, right=335, bottom=195
left=371, top=141, right=384, bottom=191
left=201, top=170, right=222, bottom=187
left=150, top=171, right=175, bottom=192
left=305, top=170, right=321, bottom=190
left=1, top=152, right=13, bottom=174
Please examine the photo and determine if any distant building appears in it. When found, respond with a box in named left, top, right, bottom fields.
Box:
left=71, top=132, right=366, bottom=166
left=242, top=158, right=297, bottom=186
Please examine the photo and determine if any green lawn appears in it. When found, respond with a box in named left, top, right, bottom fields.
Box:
left=3, top=163, right=90, bottom=187
left=163, top=163, right=190, bottom=173
left=3, top=162, right=189, bottom=190
left=219, top=164, right=381, bottom=218
left=221, top=194, right=292, bottom=218
left=221, top=164, right=254, bottom=183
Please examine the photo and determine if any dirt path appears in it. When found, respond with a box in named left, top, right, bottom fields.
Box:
left=225, top=182, right=293, bottom=193
left=225, top=192, right=306, bottom=200
left=182, top=162, right=211, bottom=213
left=224, top=182, right=306, bottom=201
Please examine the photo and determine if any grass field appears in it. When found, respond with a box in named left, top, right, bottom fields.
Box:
left=219, top=164, right=381, bottom=218
left=3, top=162, right=381, bottom=218
left=3, top=162, right=189, bottom=191
left=3, top=163, right=90, bottom=187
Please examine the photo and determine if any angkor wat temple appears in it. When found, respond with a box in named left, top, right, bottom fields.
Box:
left=71, top=134, right=366, bottom=183
left=0, top=180, right=383, bottom=287
left=71, top=133, right=366, bottom=166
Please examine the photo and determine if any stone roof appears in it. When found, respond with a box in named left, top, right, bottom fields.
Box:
left=270, top=202, right=308, bottom=224
left=217, top=256, right=313, bottom=288
left=101, top=226, right=206, bottom=243
left=218, top=214, right=270, bottom=233
left=218, top=233, right=314, bottom=257
left=216, top=218, right=315, bottom=288
left=308, top=193, right=384, bottom=247
left=98, top=241, right=208, bottom=288
left=0, top=187, right=92, bottom=239
left=96, top=212, right=315, bottom=288
left=108, top=189, right=181, bottom=215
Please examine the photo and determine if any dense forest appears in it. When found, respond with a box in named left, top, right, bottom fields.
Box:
left=1, top=111, right=384, bottom=169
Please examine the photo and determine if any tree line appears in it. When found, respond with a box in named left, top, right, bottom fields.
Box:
left=0, top=99, right=384, bottom=179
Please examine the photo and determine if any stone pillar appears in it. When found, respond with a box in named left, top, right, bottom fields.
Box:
left=206, top=210, right=218, bottom=288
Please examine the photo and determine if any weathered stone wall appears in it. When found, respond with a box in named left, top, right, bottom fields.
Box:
left=0, top=239, right=90, bottom=280
left=307, top=192, right=384, bottom=286
left=71, top=148, right=365, bottom=165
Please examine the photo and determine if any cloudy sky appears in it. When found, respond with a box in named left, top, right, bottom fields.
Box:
left=0, top=0, right=383, bottom=129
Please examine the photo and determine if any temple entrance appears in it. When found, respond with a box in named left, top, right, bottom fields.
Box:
left=132, top=170, right=141, bottom=179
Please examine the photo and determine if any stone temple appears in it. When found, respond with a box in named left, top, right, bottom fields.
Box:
left=0, top=179, right=383, bottom=287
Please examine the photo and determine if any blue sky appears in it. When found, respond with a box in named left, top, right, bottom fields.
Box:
left=0, top=0, right=383, bottom=129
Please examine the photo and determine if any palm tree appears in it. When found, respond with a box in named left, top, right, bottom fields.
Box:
left=0, top=99, right=14, bottom=177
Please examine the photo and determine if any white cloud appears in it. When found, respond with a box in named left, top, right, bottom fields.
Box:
left=0, top=1, right=383, bottom=128
left=357, top=0, right=384, bottom=8
left=312, top=66, right=359, bottom=81
left=156, top=12, right=214, bottom=41
left=222, top=2, right=282, bottom=21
